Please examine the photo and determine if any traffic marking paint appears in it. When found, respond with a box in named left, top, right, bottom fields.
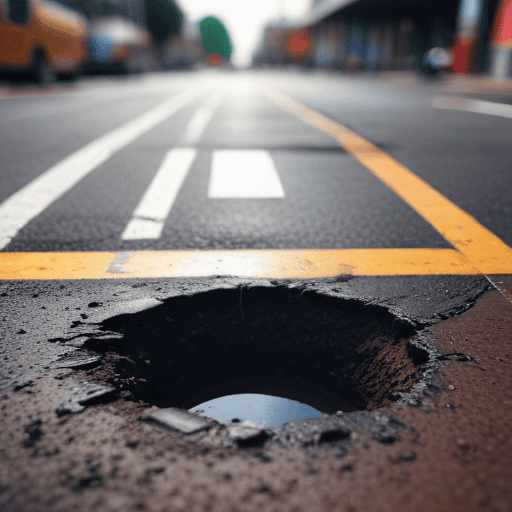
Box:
left=269, top=90, right=512, bottom=275
left=0, top=87, right=204, bottom=250
left=121, top=148, right=197, bottom=240
left=181, top=93, right=223, bottom=145
left=432, top=95, right=512, bottom=119
left=0, top=248, right=477, bottom=280
left=208, top=150, right=285, bottom=198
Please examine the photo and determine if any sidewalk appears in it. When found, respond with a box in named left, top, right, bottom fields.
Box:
left=441, top=73, right=512, bottom=94
left=375, top=70, right=512, bottom=93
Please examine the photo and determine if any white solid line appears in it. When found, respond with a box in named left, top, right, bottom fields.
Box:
left=432, top=95, right=512, bottom=119
left=208, top=150, right=285, bottom=198
left=0, top=88, right=203, bottom=250
left=181, top=94, right=223, bottom=145
left=121, top=148, right=197, bottom=240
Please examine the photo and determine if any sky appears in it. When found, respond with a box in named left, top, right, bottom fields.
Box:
left=179, top=0, right=312, bottom=67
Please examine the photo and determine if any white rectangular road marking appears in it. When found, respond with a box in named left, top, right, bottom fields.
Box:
left=0, top=88, right=203, bottom=250
left=181, top=93, right=223, bottom=145
left=432, top=96, right=512, bottom=119
left=208, top=150, right=285, bottom=198
left=121, top=148, right=197, bottom=240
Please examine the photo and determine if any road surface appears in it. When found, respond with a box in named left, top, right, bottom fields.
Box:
left=0, top=70, right=511, bottom=512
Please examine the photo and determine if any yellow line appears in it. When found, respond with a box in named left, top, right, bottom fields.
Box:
left=0, top=252, right=116, bottom=280
left=268, top=90, right=512, bottom=275
left=0, top=249, right=477, bottom=280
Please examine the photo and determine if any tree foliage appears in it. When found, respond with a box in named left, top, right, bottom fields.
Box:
left=144, top=0, right=183, bottom=47
left=199, top=16, right=233, bottom=61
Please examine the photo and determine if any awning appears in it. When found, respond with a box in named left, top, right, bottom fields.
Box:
left=297, top=0, right=358, bottom=26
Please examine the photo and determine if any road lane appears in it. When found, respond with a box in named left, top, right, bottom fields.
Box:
left=269, top=89, right=512, bottom=274
left=0, top=87, right=206, bottom=250
left=279, top=73, right=512, bottom=248
left=3, top=79, right=451, bottom=253
left=0, top=75, right=203, bottom=202
left=0, top=71, right=510, bottom=279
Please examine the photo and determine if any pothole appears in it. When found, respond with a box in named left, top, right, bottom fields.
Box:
left=83, top=285, right=425, bottom=420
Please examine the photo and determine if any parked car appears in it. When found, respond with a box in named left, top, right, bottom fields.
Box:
left=0, top=0, right=87, bottom=82
left=87, top=16, right=156, bottom=75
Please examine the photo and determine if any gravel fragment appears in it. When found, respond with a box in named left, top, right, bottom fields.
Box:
left=54, top=351, right=101, bottom=369
left=228, top=421, right=270, bottom=447
left=56, top=382, right=116, bottom=416
left=144, top=407, right=213, bottom=434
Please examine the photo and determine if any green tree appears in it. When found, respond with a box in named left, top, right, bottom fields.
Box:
left=199, top=16, right=233, bottom=61
left=144, top=0, right=183, bottom=48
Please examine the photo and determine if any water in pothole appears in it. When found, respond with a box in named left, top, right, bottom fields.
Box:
left=190, top=393, right=323, bottom=426
left=186, top=376, right=358, bottom=427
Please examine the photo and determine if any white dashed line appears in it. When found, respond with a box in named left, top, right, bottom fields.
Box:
left=208, top=150, right=285, bottom=199
left=181, top=93, right=223, bottom=145
left=121, top=148, right=197, bottom=240
left=433, top=96, right=512, bottom=119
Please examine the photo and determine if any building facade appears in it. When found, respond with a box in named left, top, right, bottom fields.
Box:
left=254, top=0, right=512, bottom=77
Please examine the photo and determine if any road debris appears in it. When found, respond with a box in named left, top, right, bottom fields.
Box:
left=143, top=407, right=214, bottom=434
left=53, top=350, right=101, bottom=369
left=228, top=420, right=271, bottom=447
left=55, top=381, right=116, bottom=416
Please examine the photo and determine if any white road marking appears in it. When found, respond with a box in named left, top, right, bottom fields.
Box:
left=181, top=93, right=223, bottom=145
left=121, top=148, right=197, bottom=240
left=432, top=95, right=512, bottom=119
left=208, top=150, right=285, bottom=198
left=0, top=88, right=203, bottom=250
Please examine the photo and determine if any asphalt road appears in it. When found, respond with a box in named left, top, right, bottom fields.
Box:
left=1, top=70, right=510, bottom=253
left=0, top=70, right=511, bottom=512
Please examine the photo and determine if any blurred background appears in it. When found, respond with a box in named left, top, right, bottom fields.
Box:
left=1, top=0, right=511, bottom=82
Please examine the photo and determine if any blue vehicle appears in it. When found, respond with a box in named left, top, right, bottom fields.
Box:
left=87, top=16, right=156, bottom=74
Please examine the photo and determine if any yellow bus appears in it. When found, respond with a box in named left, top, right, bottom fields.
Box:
left=0, top=0, right=87, bottom=82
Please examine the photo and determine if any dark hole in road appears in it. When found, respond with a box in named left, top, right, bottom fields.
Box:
left=88, top=285, right=422, bottom=418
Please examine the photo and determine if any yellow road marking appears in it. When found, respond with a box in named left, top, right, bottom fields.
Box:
left=269, top=90, right=512, bottom=274
left=0, top=252, right=116, bottom=280
left=0, top=249, right=477, bottom=280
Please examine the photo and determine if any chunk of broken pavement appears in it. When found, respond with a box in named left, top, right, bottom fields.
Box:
left=54, top=350, right=101, bottom=369
left=144, top=408, right=213, bottom=434
left=228, top=421, right=270, bottom=447
left=56, top=382, right=116, bottom=417
left=318, top=426, right=351, bottom=443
